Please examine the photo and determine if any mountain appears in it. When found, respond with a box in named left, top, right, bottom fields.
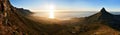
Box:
left=86, top=8, right=113, bottom=23
left=86, top=8, right=120, bottom=33
left=0, top=0, right=120, bottom=35
left=0, top=0, right=43, bottom=35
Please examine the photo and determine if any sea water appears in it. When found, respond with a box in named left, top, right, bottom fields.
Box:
left=32, top=11, right=120, bottom=19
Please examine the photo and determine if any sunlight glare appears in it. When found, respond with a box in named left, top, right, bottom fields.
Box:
left=49, top=5, right=55, bottom=19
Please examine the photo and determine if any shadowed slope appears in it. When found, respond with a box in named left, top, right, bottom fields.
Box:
left=87, top=8, right=113, bottom=23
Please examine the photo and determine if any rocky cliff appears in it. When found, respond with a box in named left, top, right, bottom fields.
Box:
left=0, top=0, right=40, bottom=35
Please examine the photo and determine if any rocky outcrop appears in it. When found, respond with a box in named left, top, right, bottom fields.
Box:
left=0, top=0, right=39, bottom=35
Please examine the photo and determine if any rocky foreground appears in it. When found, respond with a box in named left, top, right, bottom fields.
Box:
left=0, top=0, right=120, bottom=35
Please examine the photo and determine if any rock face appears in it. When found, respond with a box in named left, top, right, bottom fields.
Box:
left=0, top=0, right=38, bottom=35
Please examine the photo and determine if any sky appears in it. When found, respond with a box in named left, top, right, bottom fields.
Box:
left=10, top=0, right=120, bottom=12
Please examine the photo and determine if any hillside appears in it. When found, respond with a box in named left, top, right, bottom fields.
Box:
left=0, top=0, right=44, bottom=35
left=0, top=0, right=120, bottom=35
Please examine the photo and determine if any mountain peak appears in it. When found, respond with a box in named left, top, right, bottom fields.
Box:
left=100, top=7, right=106, bottom=12
left=97, top=8, right=112, bottom=15
left=99, top=7, right=109, bottom=13
left=87, top=8, right=113, bottom=22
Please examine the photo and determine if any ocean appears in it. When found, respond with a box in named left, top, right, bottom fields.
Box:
left=32, top=11, right=120, bottom=19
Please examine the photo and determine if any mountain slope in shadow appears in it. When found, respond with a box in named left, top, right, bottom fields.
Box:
left=86, top=8, right=120, bottom=31
left=86, top=8, right=113, bottom=23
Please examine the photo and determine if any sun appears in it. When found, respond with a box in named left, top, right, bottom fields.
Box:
left=49, top=5, right=55, bottom=19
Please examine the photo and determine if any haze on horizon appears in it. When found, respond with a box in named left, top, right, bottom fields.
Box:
left=10, top=0, right=120, bottom=12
